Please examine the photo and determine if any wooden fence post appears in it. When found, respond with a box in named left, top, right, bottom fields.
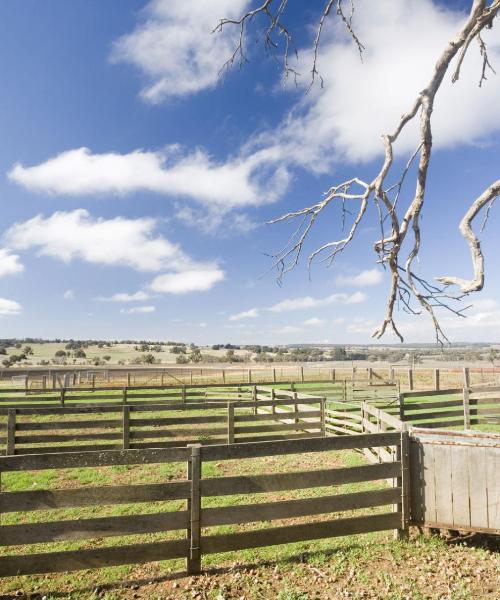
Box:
left=186, top=444, right=201, bottom=575
left=320, top=398, right=326, bottom=437
left=60, top=388, right=65, bottom=406
left=127, top=372, right=131, bottom=387
left=227, top=402, right=235, bottom=444
left=273, top=368, right=277, bottom=383
left=6, top=409, right=16, bottom=456
left=248, top=369, right=252, bottom=384
left=300, top=366, right=304, bottom=382
left=331, top=368, right=335, bottom=382
left=222, top=369, right=226, bottom=384
left=181, top=385, right=186, bottom=406
left=271, top=388, right=276, bottom=414
left=368, top=368, right=373, bottom=386
left=252, top=385, right=257, bottom=415
left=122, top=405, right=130, bottom=450
left=396, top=428, right=410, bottom=540
left=398, top=393, right=405, bottom=423
left=293, top=392, right=299, bottom=425
left=407, top=369, right=414, bottom=391
left=434, top=369, right=440, bottom=391
left=122, top=387, right=128, bottom=404
left=463, top=387, right=471, bottom=429
left=463, top=367, right=470, bottom=389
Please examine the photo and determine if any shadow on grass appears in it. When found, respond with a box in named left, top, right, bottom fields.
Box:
left=0, top=541, right=369, bottom=599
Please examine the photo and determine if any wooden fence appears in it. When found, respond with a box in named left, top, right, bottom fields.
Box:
left=0, top=432, right=407, bottom=578
left=2, top=364, right=499, bottom=392
left=0, top=395, right=326, bottom=455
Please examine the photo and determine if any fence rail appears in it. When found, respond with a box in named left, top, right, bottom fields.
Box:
left=0, top=432, right=407, bottom=578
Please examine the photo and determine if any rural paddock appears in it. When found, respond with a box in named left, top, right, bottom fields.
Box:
left=0, top=379, right=497, bottom=592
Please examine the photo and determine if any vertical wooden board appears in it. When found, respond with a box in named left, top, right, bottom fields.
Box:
left=434, top=445, right=453, bottom=526
left=422, top=442, right=437, bottom=525
left=409, top=440, right=424, bottom=524
left=468, top=446, right=488, bottom=530
left=450, top=446, right=470, bottom=529
left=422, top=443, right=436, bottom=525
left=485, top=447, right=500, bottom=531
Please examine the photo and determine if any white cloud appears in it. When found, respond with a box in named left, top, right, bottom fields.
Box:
left=335, top=268, right=383, bottom=287
left=8, top=146, right=288, bottom=210
left=6, top=209, right=197, bottom=272
left=63, top=289, right=74, bottom=300
left=229, top=308, right=259, bottom=321
left=150, top=268, right=225, bottom=294
left=98, top=291, right=152, bottom=302
left=269, top=291, right=366, bottom=313
left=120, top=305, right=156, bottom=314
left=304, top=317, right=325, bottom=326
left=111, top=0, right=251, bottom=103
left=0, top=298, right=22, bottom=316
left=260, top=0, right=500, bottom=168
left=0, top=248, right=24, bottom=278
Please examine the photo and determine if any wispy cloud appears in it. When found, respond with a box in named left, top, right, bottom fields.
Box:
left=269, top=292, right=366, bottom=313
left=97, top=291, right=152, bottom=303
left=304, top=317, right=325, bottom=326
left=63, top=289, right=74, bottom=301
left=229, top=308, right=259, bottom=321
left=149, top=268, right=225, bottom=294
left=120, top=305, right=156, bottom=314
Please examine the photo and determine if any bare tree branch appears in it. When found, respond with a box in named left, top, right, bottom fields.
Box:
left=218, top=0, right=500, bottom=343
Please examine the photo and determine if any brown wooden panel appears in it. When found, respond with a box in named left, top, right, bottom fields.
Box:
left=201, top=462, right=401, bottom=497
left=15, top=419, right=122, bottom=431
left=235, top=411, right=321, bottom=423
left=0, top=511, right=188, bottom=545
left=130, top=427, right=227, bottom=440
left=469, top=446, right=488, bottom=529
left=14, top=432, right=123, bottom=443
left=201, top=432, right=401, bottom=462
left=0, top=481, right=190, bottom=512
left=14, top=444, right=123, bottom=455
left=132, top=415, right=227, bottom=426
left=202, top=488, right=400, bottom=527
left=0, top=538, right=189, bottom=577
left=0, top=446, right=190, bottom=472
left=202, top=512, right=400, bottom=554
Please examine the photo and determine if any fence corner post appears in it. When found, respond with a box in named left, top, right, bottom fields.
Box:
left=186, top=443, right=202, bottom=575
left=60, top=387, right=66, bottom=406
left=227, top=401, right=235, bottom=444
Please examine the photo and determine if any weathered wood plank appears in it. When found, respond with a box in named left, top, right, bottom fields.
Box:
left=202, top=488, right=401, bottom=527
left=0, top=538, right=189, bottom=577
left=202, top=512, right=400, bottom=554
left=201, top=462, right=401, bottom=497
left=434, top=444, right=453, bottom=525
left=0, top=510, right=188, bottom=545
left=0, top=481, right=190, bottom=512
left=469, top=446, right=488, bottom=529
left=201, top=432, right=401, bottom=461
left=0, top=446, right=191, bottom=472
left=485, top=446, right=499, bottom=531
left=450, top=446, right=471, bottom=528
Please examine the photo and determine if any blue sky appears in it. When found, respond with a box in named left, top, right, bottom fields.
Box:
left=0, top=0, right=499, bottom=344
